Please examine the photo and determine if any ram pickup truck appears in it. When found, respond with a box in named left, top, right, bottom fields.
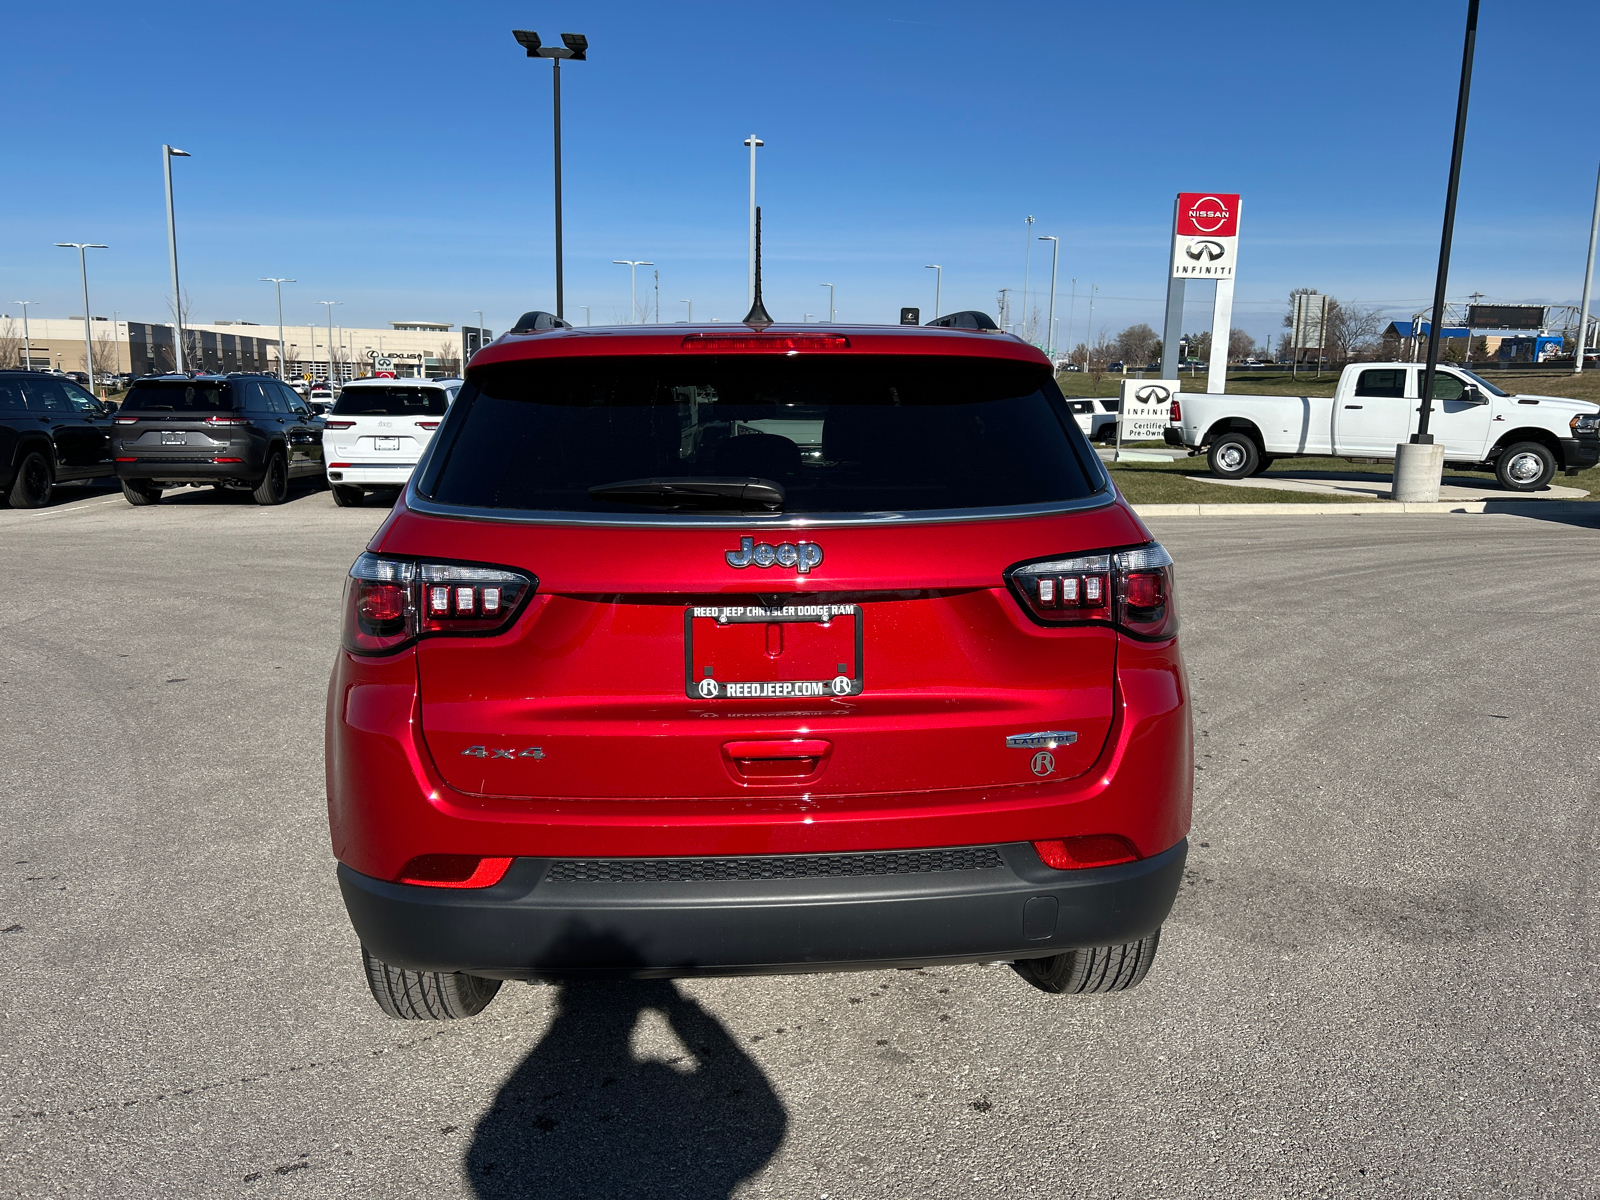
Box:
left=1165, top=362, right=1600, bottom=491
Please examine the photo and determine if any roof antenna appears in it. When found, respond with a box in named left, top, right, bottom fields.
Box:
left=742, top=205, right=773, bottom=328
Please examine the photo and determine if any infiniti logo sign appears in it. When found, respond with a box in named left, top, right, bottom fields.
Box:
left=1134, top=385, right=1171, bottom=404
left=726, top=536, right=823, bottom=575
left=1185, top=239, right=1226, bottom=262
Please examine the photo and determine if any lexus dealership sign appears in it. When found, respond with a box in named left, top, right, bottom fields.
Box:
left=1172, top=192, right=1240, bottom=279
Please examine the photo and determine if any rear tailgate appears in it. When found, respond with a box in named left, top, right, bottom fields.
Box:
left=386, top=510, right=1145, bottom=800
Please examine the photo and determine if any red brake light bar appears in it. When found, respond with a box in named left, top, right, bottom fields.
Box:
left=204, top=415, right=248, bottom=426
left=680, top=333, right=850, bottom=352
left=397, top=854, right=513, bottom=888
left=324, top=419, right=356, bottom=429
left=113, top=415, right=138, bottom=424
left=416, top=421, right=441, bottom=429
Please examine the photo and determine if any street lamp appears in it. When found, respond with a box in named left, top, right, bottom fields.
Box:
left=1038, top=236, right=1060, bottom=360
left=1021, top=215, right=1035, bottom=340
left=1577, top=159, right=1600, bottom=376
left=820, top=282, right=835, bottom=322
left=580, top=305, right=590, bottom=326
left=162, top=145, right=191, bottom=373
left=680, top=299, right=692, bottom=323
left=319, top=300, right=341, bottom=385
left=260, top=278, right=295, bottom=379
left=1066, top=279, right=1077, bottom=365
left=924, top=265, right=942, bottom=321
left=55, top=243, right=107, bottom=390
left=511, top=30, right=588, bottom=321
left=743, top=136, right=763, bottom=308
left=612, top=260, right=652, bottom=323
left=13, top=300, right=36, bottom=369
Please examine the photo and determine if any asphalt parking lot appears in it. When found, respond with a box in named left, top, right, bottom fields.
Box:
left=4, top=485, right=1599, bottom=1198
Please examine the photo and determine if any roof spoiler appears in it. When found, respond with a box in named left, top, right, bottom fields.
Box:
left=509, top=310, right=573, bottom=333
left=924, top=310, right=1000, bottom=331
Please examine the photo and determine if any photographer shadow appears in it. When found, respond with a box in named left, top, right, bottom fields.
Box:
left=467, top=974, right=787, bottom=1199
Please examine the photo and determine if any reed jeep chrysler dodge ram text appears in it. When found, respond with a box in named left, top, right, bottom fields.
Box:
left=325, top=316, right=1193, bottom=1019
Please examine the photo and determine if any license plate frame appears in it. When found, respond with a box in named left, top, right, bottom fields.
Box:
left=684, top=603, right=863, bottom=700
left=160, top=431, right=187, bottom=445
left=373, top=436, right=401, bottom=451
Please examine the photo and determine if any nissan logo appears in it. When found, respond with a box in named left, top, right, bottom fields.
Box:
left=1135, top=385, right=1171, bottom=403
left=1185, top=240, right=1226, bottom=262
left=1186, top=197, right=1231, bottom=233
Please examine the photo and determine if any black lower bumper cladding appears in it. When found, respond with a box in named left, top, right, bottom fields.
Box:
left=338, top=840, right=1187, bottom=980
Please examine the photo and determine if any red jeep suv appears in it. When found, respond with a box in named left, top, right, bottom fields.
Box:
left=326, top=319, right=1191, bottom=1019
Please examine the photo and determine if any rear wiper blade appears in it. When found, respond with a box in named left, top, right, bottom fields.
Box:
left=588, top=476, right=785, bottom=513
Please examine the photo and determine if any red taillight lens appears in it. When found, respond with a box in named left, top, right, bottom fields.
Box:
left=113, top=415, right=138, bottom=424
left=204, top=415, right=248, bottom=426
left=680, top=333, right=850, bottom=352
left=324, top=419, right=356, bottom=429
left=416, top=421, right=440, bottom=429
left=1033, top=835, right=1140, bottom=870
left=1008, top=543, right=1177, bottom=639
left=340, top=553, right=537, bottom=655
left=396, top=854, right=513, bottom=888
left=1169, top=399, right=1181, bottom=422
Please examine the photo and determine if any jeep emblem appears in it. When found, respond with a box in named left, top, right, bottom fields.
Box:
left=725, top=536, right=823, bottom=575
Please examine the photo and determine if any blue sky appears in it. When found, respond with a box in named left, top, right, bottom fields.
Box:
left=5, top=0, right=1599, bottom=350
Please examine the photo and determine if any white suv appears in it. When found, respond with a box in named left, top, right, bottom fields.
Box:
left=322, top=377, right=462, bottom=506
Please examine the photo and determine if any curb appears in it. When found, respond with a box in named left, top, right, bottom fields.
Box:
left=1132, top=500, right=1600, bottom=517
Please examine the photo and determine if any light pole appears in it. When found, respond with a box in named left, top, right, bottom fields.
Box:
left=162, top=145, right=191, bottom=373
left=55, top=243, right=107, bottom=389
left=512, top=31, right=588, bottom=321
left=613, top=260, right=652, bottom=323
left=14, top=300, right=36, bottom=369
left=680, top=299, right=692, bottom=323
left=1066, top=279, right=1077, bottom=365
left=260, top=278, right=294, bottom=379
left=580, top=305, right=590, bottom=326
left=924, top=265, right=942, bottom=321
left=820, top=282, right=835, bottom=322
left=1021, top=215, right=1035, bottom=341
left=653, top=268, right=660, bottom=323
left=319, top=301, right=341, bottom=385
left=744, top=136, right=764, bottom=307
left=1577, top=158, right=1600, bottom=375
left=1038, top=236, right=1059, bottom=360
left=474, top=309, right=486, bottom=365
left=1087, top=284, right=1098, bottom=365
left=1400, top=0, right=1479, bottom=503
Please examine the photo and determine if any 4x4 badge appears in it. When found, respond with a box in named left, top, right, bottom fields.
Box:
left=460, top=745, right=545, bottom=760
left=725, top=536, right=823, bottom=575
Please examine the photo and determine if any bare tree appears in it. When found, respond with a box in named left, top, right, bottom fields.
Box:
left=1087, top=332, right=1118, bottom=382
left=166, top=288, right=202, bottom=370
left=92, top=321, right=121, bottom=382
left=0, top=316, right=20, bottom=369
left=436, top=340, right=462, bottom=375
left=1228, top=328, right=1256, bottom=362
left=1068, top=342, right=1090, bottom=368
left=1114, top=323, right=1160, bottom=368
left=1324, top=300, right=1383, bottom=364
left=1023, top=304, right=1044, bottom=346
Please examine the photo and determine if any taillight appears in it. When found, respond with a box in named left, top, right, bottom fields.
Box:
left=680, top=333, right=850, bottom=352
left=204, top=415, right=248, bottom=426
left=113, top=415, right=138, bottom=424
left=1033, top=835, right=1140, bottom=869
left=341, top=552, right=536, bottom=655
left=416, top=421, right=440, bottom=429
left=1169, top=400, right=1181, bottom=422
left=396, top=854, right=513, bottom=888
left=324, top=419, right=356, bottom=429
left=1007, top=542, right=1177, bottom=639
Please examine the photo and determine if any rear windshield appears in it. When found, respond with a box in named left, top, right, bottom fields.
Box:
left=121, top=381, right=235, bottom=412
left=332, top=386, right=449, bottom=416
left=418, top=355, right=1102, bottom=515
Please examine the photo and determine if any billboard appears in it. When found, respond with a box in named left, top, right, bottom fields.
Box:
left=1467, top=304, right=1544, bottom=331
left=1172, top=193, right=1240, bottom=279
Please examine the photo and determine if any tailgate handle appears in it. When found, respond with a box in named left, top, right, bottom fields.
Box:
left=721, top=739, right=832, bottom=782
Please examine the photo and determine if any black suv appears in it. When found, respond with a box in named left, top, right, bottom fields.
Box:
left=0, top=370, right=117, bottom=508
left=113, top=375, right=325, bottom=506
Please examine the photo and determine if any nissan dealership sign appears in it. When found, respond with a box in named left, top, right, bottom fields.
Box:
left=1172, top=192, right=1240, bottom=279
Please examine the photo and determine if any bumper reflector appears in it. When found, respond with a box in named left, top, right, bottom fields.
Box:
left=396, top=854, right=513, bottom=888
left=1032, top=835, right=1140, bottom=870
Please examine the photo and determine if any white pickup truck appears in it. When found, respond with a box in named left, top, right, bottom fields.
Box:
left=1165, top=363, right=1600, bottom=491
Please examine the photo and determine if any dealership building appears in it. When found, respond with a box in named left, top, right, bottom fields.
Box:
left=1, top=315, right=493, bottom=381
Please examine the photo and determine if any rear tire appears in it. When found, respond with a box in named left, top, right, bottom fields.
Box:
left=1494, top=441, right=1555, bottom=492
left=331, top=484, right=364, bottom=507
left=361, top=947, right=502, bottom=1020
left=121, top=480, right=162, bottom=506
left=251, top=452, right=288, bottom=506
left=8, top=452, right=53, bottom=508
left=1013, top=929, right=1162, bottom=994
left=1206, top=433, right=1260, bottom=480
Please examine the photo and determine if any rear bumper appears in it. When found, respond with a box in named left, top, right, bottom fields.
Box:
left=338, top=838, right=1187, bottom=979
left=1163, top=427, right=1189, bottom=448
left=326, top=461, right=418, bottom=486
left=115, top=457, right=263, bottom=483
